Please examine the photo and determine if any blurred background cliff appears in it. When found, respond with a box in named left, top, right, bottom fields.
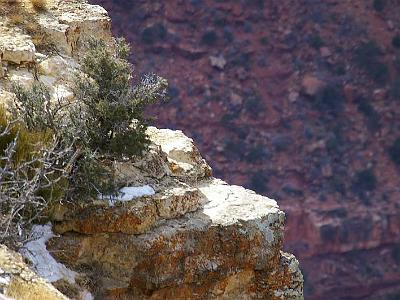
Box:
left=90, top=0, right=400, bottom=299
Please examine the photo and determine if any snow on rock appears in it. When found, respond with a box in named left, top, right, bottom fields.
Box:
left=20, top=224, right=77, bottom=284
left=100, top=185, right=155, bottom=205
left=79, top=290, right=94, bottom=300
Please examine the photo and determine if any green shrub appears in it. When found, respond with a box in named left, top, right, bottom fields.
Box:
left=392, top=35, right=400, bottom=48
left=245, top=144, right=268, bottom=163
left=72, top=38, right=167, bottom=157
left=0, top=105, right=69, bottom=247
left=389, top=139, right=400, bottom=166
left=392, top=244, right=400, bottom=264
left=320, top=224, right=336, bottom=242
left=201, top=30, right=218, bottom=45
left=248, top=172, right=268, bottom=194
left=12, top=82, right=56, bottom=131
left=141, top=23, right=167, bottom=45
left=373, top=0, right=386, bottom=11
left=260, top=36, right=269, bottom=45
left=386, top=292, right=400, bottom=300
left=355, top=96, right=380, bottom=131
left=391, top=78, right=400, bottom=99
left=368, top=62, right=389, bottom=84
left=244, top=92, right=264, bottom=115
left=352, top=169, right=377, bottom=192
left=395, top=58, right=400, bottom=72
left=308, top=34, right=324, bottom=49
left=354, top=41, right=388, bottom=84
left=313, top=84, right=345, bottom=115
left=5, top=37, right=167, bottom=247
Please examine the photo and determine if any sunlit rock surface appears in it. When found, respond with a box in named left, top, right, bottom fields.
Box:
left=0, top=245, right=68, bottom=300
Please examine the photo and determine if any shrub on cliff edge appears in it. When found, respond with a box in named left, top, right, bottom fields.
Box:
left=72, top=38, right=168, bottom=157
left=4, top=38, right=167, bottom=246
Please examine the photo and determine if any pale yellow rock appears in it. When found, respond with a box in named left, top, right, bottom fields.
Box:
left=37, top=55, right=78, bottom=82
left=0, top=26, right=35, bottom=64
left=8, top=69, right=35, bottom=88
left=37, top=1, right=113, bottom=56
left=147, top=126, right=212, bottom=180
left=0, top=58, right=3, bottom=78
left=0, top=245, right=68, bottom=300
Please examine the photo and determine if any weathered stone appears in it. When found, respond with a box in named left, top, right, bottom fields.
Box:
left=53, top=185, right=205, bottom=235
left=209, top=54, right=227, bottom=70
left=48, top=179, right=303, bottom=299
left=0, top=26, right=35, bottom=64
left=37, top=55, right=78, bottom=82
left=0, top=58, right=3, bottom=78
left=0, top=245, right=67, bottom=300
left=8, top=69, right=35, bottom=88
left=301, top=75, right=325, bottom=96
left=37, top=1, right=113, bottom=56
left=147, top=127, right=212, bottom=181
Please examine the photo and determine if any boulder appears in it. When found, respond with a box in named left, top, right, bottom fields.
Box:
left=0, top=245, right=67, bottom=300
left=301, top=75, right=325, bottom=96
left=48, top=179, right=303, bottom=299
left=0, top=27, right=36, bottom=64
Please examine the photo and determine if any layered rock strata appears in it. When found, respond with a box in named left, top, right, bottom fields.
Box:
left=47, top=127, right=303, bottom=299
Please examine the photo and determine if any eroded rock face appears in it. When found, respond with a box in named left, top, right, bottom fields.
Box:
left=0, top=0, right=113, bottom=104
left=0, top=1, right=303, bottom=299
left=49, top=181, right=302, bottom=299
left=0, top=245, right=67, bottom=300
left=44, top=127, right=303, bottom=299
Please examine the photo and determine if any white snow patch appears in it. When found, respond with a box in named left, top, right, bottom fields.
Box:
left=0, top=274, right=10, bottom=286
left=20, top=224, right=77, bottom=283
left=99, top=185, right=155, bottom=206
left=80, top=290, right=94, bottom=300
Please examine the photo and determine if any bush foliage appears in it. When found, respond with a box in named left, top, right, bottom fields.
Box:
left=72, top=39, right=167, bottom=157
left=2, top=38, right=167, bottom=247
left=354, top=42, right=389, bottom=84
left=388, top=139, right=400, bottom=166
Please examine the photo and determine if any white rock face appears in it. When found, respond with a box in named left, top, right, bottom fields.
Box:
left=147, top=126, right=212, bottom=180
left=37, top=1, right=113, bottom=56
left=0, top=26, right=36, bottom=64
left=8, top=69, right=35, bottom=87
left=37, top=55, right=78, bottom=82
left=0, top=0, right=113, bottom=103
left=199, top=178, right=281, bottom=226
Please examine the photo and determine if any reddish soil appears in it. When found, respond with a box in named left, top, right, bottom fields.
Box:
left=91, top=0, right=400, bottom=299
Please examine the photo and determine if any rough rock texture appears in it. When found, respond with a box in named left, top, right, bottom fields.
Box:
left=48, top=128, right=303, bottom=299
left=0, top=0, right=113, bottom=102
left=0, top=1, right=303, bottom=300
left=91, top=0, right=400, bottom=299
left=0, top=245, right=67, bottom=300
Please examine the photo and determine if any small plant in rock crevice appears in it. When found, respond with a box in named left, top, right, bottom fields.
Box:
left=30, top=0, right=48, bottom=11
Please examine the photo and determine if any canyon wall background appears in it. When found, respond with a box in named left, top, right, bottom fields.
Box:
left=90, top=0, right=400, bottom=299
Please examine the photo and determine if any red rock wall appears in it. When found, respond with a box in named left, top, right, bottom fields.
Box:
left=90, top=0, right=400, bottom=299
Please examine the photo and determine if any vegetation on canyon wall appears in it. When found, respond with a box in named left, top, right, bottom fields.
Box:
left=0, top=38, right=167, bottom=248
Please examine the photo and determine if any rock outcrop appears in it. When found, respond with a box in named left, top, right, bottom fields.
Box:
left=0, top=1, right=303, bottom=299
left=47, top=130, right=303, bottom=299
left=0, top=245, right=67, bottom=300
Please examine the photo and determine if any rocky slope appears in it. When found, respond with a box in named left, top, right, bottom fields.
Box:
left=90, top=0, right=400, bottom=299
left=0, top=0, right=303, bottom=299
